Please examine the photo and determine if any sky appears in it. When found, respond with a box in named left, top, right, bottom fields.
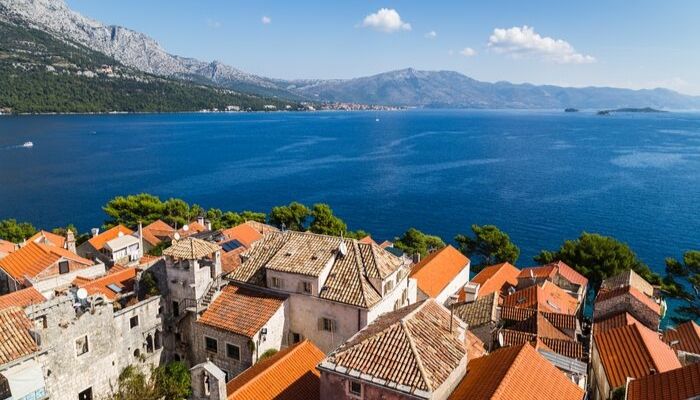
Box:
left=66, top=0, right=700, bottom=95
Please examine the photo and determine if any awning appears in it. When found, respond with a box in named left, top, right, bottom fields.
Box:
left=1, top=359, right=47, bottom=400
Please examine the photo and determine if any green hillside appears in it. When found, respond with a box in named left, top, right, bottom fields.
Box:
left=0, top=20, right=299, bottom=113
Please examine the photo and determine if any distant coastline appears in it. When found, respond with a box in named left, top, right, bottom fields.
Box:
left=597, top=107, right=667, bottom=115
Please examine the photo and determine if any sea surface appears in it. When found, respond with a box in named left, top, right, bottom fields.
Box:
left=1, top=110, right=699, bottom=276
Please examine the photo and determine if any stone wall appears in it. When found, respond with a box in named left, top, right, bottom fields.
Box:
left=320, top=370, right=421, bottom=400
left=593, top=294, right=660, bottom=331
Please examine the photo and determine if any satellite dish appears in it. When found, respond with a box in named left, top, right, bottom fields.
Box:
left=118, top=231, right=124, bottom=237
left=76, top=288, right=88, bottom=300
left=173, top=232, right=181, bottom=241
left=338, top=241, right=348, bottom=256
left=497, top=331, right=504, bottom=347
left=182, top=224, right=190, bottom=232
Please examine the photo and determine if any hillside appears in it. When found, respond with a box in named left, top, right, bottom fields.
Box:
left=0, top=18, right=298, bottom=113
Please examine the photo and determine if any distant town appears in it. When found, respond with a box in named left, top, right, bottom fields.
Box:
left=0, top=199, right=697, bottom=400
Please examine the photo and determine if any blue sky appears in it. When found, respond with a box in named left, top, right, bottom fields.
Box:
left=66, top=0, right=700, bottom=94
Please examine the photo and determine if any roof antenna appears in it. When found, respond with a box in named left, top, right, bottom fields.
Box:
left=338, top=232, right=348, bottom=257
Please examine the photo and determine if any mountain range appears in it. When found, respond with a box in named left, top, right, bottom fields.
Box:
left=2, top=0, right=700, bottom=110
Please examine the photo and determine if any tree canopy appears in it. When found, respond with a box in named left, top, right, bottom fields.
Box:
left=394, top=228, right=446, bottom=258
left=455, top=224, right=519, bottom=271
left=106, top=362, right=191, bottom=400
left=663, top=250, right=700, bottom=323
left=0, top=219, right=37, bottom=243
left=269, top=202, right=311, bottom=231
left=308, top=204, right=347, bottom=236
left=534, top=232, right=660, bottom=290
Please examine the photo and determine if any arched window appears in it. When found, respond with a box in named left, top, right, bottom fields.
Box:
left=203, top=373, right=210, bottom=396
left=154, top=330, right=162, bottom=350
left=133, top=349, right=141, bottom=358
left=146, top=334, right=154, bottom=353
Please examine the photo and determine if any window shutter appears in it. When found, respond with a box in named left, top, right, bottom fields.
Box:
left=318, top=318, right=324, bottom=331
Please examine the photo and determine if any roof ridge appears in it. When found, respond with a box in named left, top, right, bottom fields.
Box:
left=491, top=343, right=530, bottom=399
left=229, top=340, right=309, bottom=395
left=350, top=240, right=370, bottom=307
left=401, top=317, right=434, bottom=392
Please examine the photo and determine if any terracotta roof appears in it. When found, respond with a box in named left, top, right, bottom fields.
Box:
left=592, top=312, right=642, bottom=335
left=452, top=292, right=499, bottom=328
left=469, top=262, right=520, bottom=299
left=0, top=241, right=93, bottom=281
left=518, top=265, right=557, bottom=281
left=163, top=237, right=221, bottom=259
left=601, top=270, right=655, bottom=297
left=596, top=285, right=661, bottom=315
left=178, top=221, right=207, bottom=237
left=448, top=343, right=584, bottom=400
left=75, top=267, right=138, bottom=300
left=0, top=306, right=38, bottom=364
left=379, top=240, right=393, bottom=249
left=231, top=231, right=406, bottom=308
left=358, top=235, right=377, bottom=245
left=0, top=239, right=16, bottom=255
left=241, top=220, right=279, bottom=235
left=501, top=312, right=582, bottom=359
left=593, top=323, right=681, bottom=389
left=410, top=245, right=470, bottom=298
left=467, top=330, right=488, bottom=359
left=28, top=230, right=66, bottom=248
left=627, top=361, right=700, bottom=400
left=199, top=285, right=286, bottom=338
left=221, top=224, right=264, bottom=248
left=0, top=287, right=45, bottom=310
left=141, top=220, right=175, bottom=246
left=501, top=307, right=577, bottom=332
left=321, top=300, right=467, bottom=396
left=503, top=282, right=578, bottom=315
left=226, top=340, right=323, bottom=400
left=663, top=321, right=700, bottom=355
left=221, top=246, right=245, bottom=274
left=87, top=225, right=134, bottom=251
left=519, top=262, right=588, bottom=288
left=549, top=261, right=588, bottom=287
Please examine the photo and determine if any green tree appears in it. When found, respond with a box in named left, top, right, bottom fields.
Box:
left=534, top=232, right=660, bottom=290
left=220, top=211, right=245, bottom=229
left=108, top=366, right=157, bottom=400
left=0, top=219, right=37, bottom=243
left=455, top=225, right=520, bottom=271
left=153, top=362, right=191, bottom=400
left=308, top=204, right=347, bottom=236
left=240, top=211, right=266, bottom=224
left=258, top=348, right=278, bottom=362
left=51, top=224, right=90, bottom=246
left=394, top=228, right=446, bottom=258
left=162, top=198, right=191, bottom=228
left=103, top=193, right=166, bottom=228
left=269, top=202, right=311, bottom=231
left=663, top=250, right=700, bottom=323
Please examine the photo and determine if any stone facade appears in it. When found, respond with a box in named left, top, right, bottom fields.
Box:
left=593, top=293, right=660, bottom=331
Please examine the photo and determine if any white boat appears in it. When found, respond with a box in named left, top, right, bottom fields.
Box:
left=22, top=141, right=33, bottom=148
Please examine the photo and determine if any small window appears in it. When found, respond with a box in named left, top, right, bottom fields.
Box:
left=78, top=387, right=93, bottom=400
left=158, top=306, right=164, bottom=315
left=226, top=343, right=240, bottom=360
left=205, top=337, right=218, bottom=353
left=291, top=332, right=302, bottom=344
left=75, top=335, right=89, bottom=356
left=348, top=380, right=363, bottom=397
left=383, top=280, right=394, bottom=294
left=302, top=281, right=312, bottom=294
left=172, top=301, right=180, bottom=317
left=59, top=260, right=69, bottom=275
left=270, top=276, right=283, bottom=289
left=129, top=316, right=139, bottom=329
left=320, top=317, right=335, bottom=332
left=35, top=316, right=48, bottom=329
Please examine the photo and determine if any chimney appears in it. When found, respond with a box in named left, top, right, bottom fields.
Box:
left=412, top=253, right=421, bottom=264
left=65, top=229, right=76, bottom=253
left=91, top=228, right=100, bottom=238
left=463, top=282, right=480, bottom=303
left=197, top=216, right=205, bottom=228
left=205, top=219, right=212, bottom=231
left=137, top=222, right=144, bottom=259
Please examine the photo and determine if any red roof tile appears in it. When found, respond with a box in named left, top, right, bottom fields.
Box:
left=141, top=220, right=175, bottom=246
left=518, top=265, right=558, bottom=280
left=0, top=306, right=38, bottom=364
left=28, top=230, right=66, bottom=248
left=0, top=239, right=16, bottom=255
left=503, top=282, right=578, bottom=315
left=627, top=361, right=700, bottom=400
left=221, top=224, right=264, bottom=248
left=468, top=262, right=520, bottom=299
left=593, top=323, right=681, bottom=389
left=76, top=267, right=138, bottom=300
left=226, top=340, right=323, bottom=400
left=0, top=287, right=45, bottom=310
left=549, top=261, right=588, bottom=287
left=467, top=330, right=488, bottom=359
left=663, top=320, right=700, bottom=355
left=448, top=343, right=584, bottom=400
left=0, top=242, right=93, bottom=281
left=199, top=285, right=286, bottom=338
left=410, top=245, right=469, bottom=298
left=88, top=225, right=134, bottom=251
left=593, top=312, right=642, bottom=335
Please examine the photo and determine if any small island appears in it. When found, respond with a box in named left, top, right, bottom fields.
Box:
left=564, top=108, right=579, bottom=112
left=597, top=107, right=667, bottom=115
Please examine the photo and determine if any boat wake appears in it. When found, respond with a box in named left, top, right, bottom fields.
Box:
left=3, top=141, right=34, bottom=150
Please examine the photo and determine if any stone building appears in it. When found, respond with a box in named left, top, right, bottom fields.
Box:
left=77, top=225, right=142, bottom=267
left=0, top=306, right=48, bottom=400
left=516, top=261, right=589, bottom=307
left=409, top=245, right=470, bottom=305
left=452, top=291, right=500, bottom=349
left=662, top=320, right=700, bottom=365
left=229, top=230, right=417, bottom=353
left=593, top=285, right=661, bottom=331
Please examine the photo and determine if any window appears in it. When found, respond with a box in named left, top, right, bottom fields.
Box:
left=59, top=260, right=69, bottom=275
left=226, top=343, right=240, bottom=361
left=129, top=316, right=139, bottom=329
left=270, top=276, right=283, bottom=289
left=291, top=332, right=302, bottom=344
left=401, top=289, right=407, bottom=305
left=78, top=387, right=93, bottom=400
left=302, top=281, right=312, bottom=294
left=75, top=335, right=89, bottom=356
left=320, top=317, right=335, bottom=332
left=35, top=316, right=48, bottom=329
left=383, top=280, right=394, bottom=294
left=158, top=306, right=164, bottom=315
left=205, top=337, right=218, bottom=353
left=172, top=301, right=180, bottom=317
left=348, top=380, right=363, bottom=398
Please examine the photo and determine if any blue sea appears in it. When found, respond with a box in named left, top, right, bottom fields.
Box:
left=1, top=110, right=699, bottom=276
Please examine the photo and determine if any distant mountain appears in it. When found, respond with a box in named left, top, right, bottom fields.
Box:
left=289, top=68, right=700, bottom=109
left=2, top=0, right=700, bottom=110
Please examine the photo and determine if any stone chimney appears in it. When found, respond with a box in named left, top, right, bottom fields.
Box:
left=197, top=216, right=205, bottom=228
left=91, top=228, right=100, bottom=238
left=65, top=229, right=77, bottom=253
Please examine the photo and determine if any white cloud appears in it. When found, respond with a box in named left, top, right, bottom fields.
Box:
left=488, top=26, right=595, bottom=64
left=361, top=8, right=411, bottom=33
left=207, top=19, right=222, bottom=29
left=261, top=16, right=271, bottom=25
left=425, top=30, right=437, bottom=39
left=459, top=47, right=476, bottom=57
